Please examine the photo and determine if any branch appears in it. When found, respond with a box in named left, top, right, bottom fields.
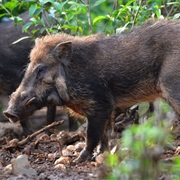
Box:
left=2, top=120, right=64, bottom=150
left=18, top=120, right=64, bottom=146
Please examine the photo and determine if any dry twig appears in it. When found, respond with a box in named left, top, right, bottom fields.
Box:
left=2, top=120, right=64, bottom=150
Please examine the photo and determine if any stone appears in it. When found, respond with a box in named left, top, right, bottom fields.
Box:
left=54, top=156, right=70, bottom=165
left=11, top=155, right=37, bottom=176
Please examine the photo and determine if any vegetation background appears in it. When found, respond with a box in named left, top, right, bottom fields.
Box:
left=0, top=0, right=179, bottom=36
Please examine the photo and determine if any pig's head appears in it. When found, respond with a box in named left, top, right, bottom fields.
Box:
left=4, top=35, right=72, bottom=123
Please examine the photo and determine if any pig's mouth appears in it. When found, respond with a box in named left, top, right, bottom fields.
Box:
left=3, top=111, right=20, bottom=123
left=4, top=89, right=62, bottom=123
left=3, top=97, right=43, bottom=123
left=3, top=89, right=63, bottom=123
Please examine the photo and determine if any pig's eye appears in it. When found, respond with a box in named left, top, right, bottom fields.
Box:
left=36, top=65, right=46, bottom=80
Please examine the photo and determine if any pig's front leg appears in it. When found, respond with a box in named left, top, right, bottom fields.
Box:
left=74, top=106, right=112, bottom=163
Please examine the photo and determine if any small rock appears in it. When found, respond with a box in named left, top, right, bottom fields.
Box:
left=175, top=146, right=180, bottom=154
left=3, top=164, right=12, bottom=175
left=0, top=162, right=3, bottom=170
left=62, top=149, right=73, bottom=157
left=73, top=151, right=80, bottom=157
left=54, top=157, right=70, bottom=165
left=54, top=163, right=66, bottom=170
left=88, top=173, right=98, bottom=178
left=91, top=161, right=98, bottom=167
left=66, top=145, right=75, bottom=151
left=11, top=155, right=37, bottom=176
left=38, top=172, right=46, bottom=179
left=95, top=154, right=104, bottom=164
left=48, top=153, right=56, bottom=160
left=75, top=142, right=85, bottom=152
left=48, top=174, right=61, bottom=180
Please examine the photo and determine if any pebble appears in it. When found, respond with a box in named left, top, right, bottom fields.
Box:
left=66, top=145, right=75, bottom=151
left=3, top=164, right=12, bottom=175
left=11, top=154, right=37, bottom=176
left=62, top=149, right=73, bottom=157
left=54, top=156, right=70, bottom=165
left=75, top=142, right=85, bottom=152
left=95, top=154, right=104, bottom=164
left=0, top=162, right=3, bottom=170
left=48, top=153, right=56, bottom=160
left=54, top=163, right=66, bottom=170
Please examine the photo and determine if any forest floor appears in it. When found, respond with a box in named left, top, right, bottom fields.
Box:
left=0, top=108, right=180, bottom=180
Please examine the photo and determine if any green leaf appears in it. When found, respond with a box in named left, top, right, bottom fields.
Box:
left=11, top=16, right=23, bottom=24
left=29, top=4, right=38, bottom=16
left=0, top=13, right=8, bottom=18
left=38, top=0, right=54, bottom=6
left=22, top=22, right=33, bottom=32
left=68, top=1, right=78, bottom=5
left=29, top=17, right=38, bottom=23
left=167, top=2, right=180, bottom=6
left=40, top=27, right=47, bottom=34
left=138, top=102, right=150, bottom=117
left=31, top=29, right=38, bottom=34
left=106, top=154, right=119, bottom=167
left=53, top=2, right=62, bottom=12
left=3, top=1, right=18, bottom=11
left=22, top=0, right=36, bottom=2
left=92, top=0, right=106, bottom=8
left=116, top=22, right=129, bottom=34
left=173, top=13, right=180, bottom=19
left=34, top=8, right=43, bottom=16
left=93, top=15, right=108, bottom=25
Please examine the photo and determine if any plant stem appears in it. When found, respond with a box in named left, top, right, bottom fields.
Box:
left=86, top=0, right=93, bottom=34
left=132, top=0, right=142, bottom=27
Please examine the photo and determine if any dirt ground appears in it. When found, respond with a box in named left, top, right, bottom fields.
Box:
left=0, top=107, right=180, bottom=180
left=0, top=121, right=101, bottom=180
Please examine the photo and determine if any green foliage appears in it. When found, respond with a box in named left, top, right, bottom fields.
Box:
left=106, top=119, right=180, bottom=180
left=0, top=0, right=179, bottom=35
left=159, top=100, right=174, bottom=114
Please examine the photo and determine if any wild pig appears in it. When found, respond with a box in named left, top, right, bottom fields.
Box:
left=0, top=12, right=32, bottom=95
left=0, top=12, right=78, bottom=134
left=4, top=20, right=180, bottom=162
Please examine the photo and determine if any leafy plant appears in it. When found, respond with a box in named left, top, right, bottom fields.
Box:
left=106, top=119, right=180, bottom=180
left=0, top=0, right=179, bottom=36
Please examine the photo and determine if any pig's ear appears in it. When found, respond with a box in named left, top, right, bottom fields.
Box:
left=52, top=41, right=72, bottom=63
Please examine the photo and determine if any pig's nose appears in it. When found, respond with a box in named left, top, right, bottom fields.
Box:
left=3, top=110, right=20, bottom=123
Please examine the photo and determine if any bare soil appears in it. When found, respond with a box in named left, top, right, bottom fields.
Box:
left=0, top=108, right=180, bottom=180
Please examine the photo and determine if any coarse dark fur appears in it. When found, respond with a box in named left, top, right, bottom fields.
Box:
left=0, top=12, right=33, bottom=95
left=4, top=19, right=180, bottom=162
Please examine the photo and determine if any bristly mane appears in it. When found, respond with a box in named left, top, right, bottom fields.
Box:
left=29, top=19, right=179, bottom=64
left=30, top=34, right=102, bottom=64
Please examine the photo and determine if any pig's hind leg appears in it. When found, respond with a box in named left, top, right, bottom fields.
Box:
left=159, top=64, right=180, bottom=118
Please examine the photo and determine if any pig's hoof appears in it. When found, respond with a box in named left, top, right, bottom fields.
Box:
left=73, top=149, right=92, bottom=163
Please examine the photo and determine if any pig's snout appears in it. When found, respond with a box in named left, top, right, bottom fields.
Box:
left=3, top=110, right=20, bottom=123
